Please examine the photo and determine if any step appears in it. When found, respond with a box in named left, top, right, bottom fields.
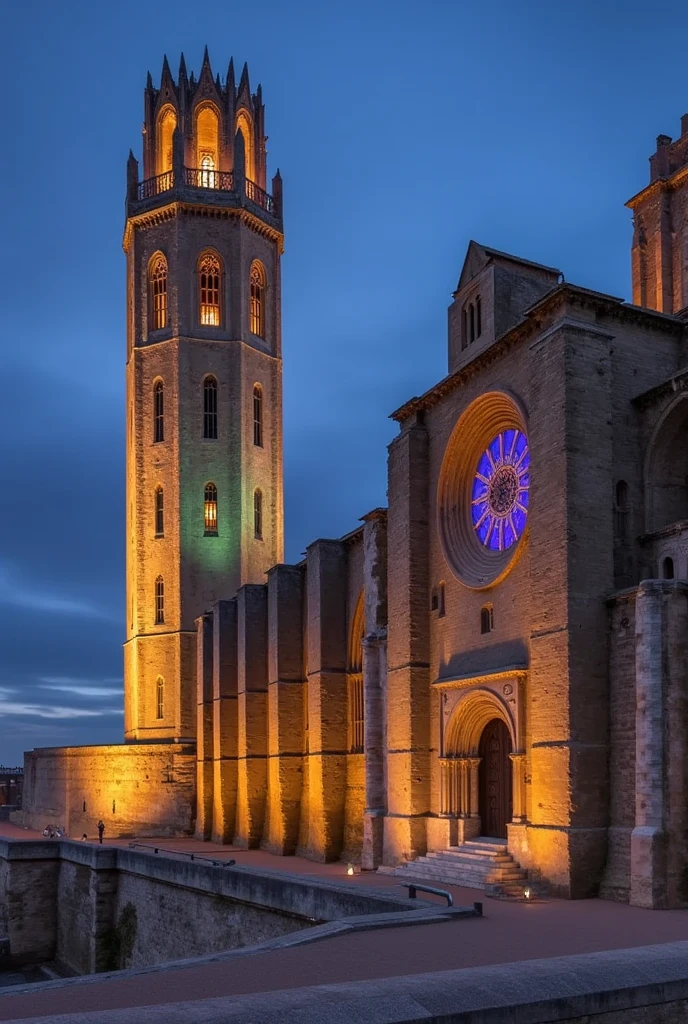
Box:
left=460, top=841, right=508, bottom=854
left=428, top=850, right=514, bottom=865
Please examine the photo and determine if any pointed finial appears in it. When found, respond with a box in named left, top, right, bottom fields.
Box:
left=203, top=44, right=210, bottom=64
left=146, top=70, right=154, bottom=91
left=227, top=56, right=235, bottom=85
left=256, top=83, right=263, bottom=102
left=216, top=73, right=221, bottom=90
left=179, top=52, right=188, bottom=80
left=274, top=167, right=282, bottom=181
left=238, top=61, right=250, bottom=94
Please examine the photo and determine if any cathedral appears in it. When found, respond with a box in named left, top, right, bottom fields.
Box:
left=18, top=53, right=688, bottom=910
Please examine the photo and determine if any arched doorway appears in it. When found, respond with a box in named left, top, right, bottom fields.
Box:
left=478, top=718, right=512, bottom=839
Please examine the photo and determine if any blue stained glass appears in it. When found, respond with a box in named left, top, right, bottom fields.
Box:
left=471, top=428, right=530, bottom=551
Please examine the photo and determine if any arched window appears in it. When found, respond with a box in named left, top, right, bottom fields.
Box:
left=235, top=109, right=255, bottom=182
left=153, top=381, right=164, bottom=443
left=198, top=251, right=221, bottom=326
left=149, top=254, right=168, bottom=331
left=154, top=486, right=164, bottom=537
left=156, top=677, right=164, bottom=720
left=203, top=376, right=218, bottom=439
left=195, top=104, right=220, bottom=184
left=156, top=106, right=177, bottom=178
left=480, top=604, right=494, bottom=634
left=249, top=261, right=266, bottom=338
left=663, top=556, right=675, bottom=579
left=155, top=576, right=164, bottom=624
left=253, top=384, right=263, bottom=447
left=204, top=483, right=218, bottom=534
left=254, top=488, right=263, bottom=540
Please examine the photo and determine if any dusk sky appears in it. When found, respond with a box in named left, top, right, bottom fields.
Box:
left=1, top=0, right=687, bottom=764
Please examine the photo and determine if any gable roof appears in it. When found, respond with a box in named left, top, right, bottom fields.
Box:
left=455, top=240, right=562, bottom=294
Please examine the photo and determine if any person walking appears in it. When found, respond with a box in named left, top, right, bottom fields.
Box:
left=97, top=820, right=105, bottom=844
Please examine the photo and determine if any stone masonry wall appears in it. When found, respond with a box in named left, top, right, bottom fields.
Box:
left=18, top=744, right=196, bottom=839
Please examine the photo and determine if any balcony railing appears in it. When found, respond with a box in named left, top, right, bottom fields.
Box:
left=245, top=178, right=275, bottom=214
left=184, top=167, right=234, bottom=191
left=135, top=168, right=276, bottom=215
left=137, top=170, right=174, bottom=200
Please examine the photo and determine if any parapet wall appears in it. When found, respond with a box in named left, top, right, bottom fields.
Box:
left=0, top=838, right=422, bottom=973
left=15, top=743, right=196, bottom=839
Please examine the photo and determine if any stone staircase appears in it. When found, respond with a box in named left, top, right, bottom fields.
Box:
left=394, top=837, right=531, bottom=897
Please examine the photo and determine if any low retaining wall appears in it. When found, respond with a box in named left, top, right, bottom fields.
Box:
left=6, top=940, right=688, bottom=1023
left=0, top=839, right=439, bottom=975
left=14, top=743, right=196, bottom=839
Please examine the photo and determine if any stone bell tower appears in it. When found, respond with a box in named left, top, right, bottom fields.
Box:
left=628, top=115, right=688, bottom=315
left=123, top=49, right=284, bottom=743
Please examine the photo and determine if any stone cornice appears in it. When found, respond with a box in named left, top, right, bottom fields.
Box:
left=123, top=201, right=285, bottom=254
left=434, top=665, right=528, bottom=689
left=391, top=285, right=685, bottom=424
left=626, top=163, right=688, bottom=210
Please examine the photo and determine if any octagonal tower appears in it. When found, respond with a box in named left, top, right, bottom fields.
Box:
left=123, top=49, right=284, bottom=742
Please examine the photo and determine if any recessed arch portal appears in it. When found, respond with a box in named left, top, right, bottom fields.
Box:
left=444, top=687, right=515, bottom=758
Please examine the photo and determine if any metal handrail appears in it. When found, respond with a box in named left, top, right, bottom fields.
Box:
left=398, top=882, right=454, bottom=907
left=128, top=842, right=235, bottom=868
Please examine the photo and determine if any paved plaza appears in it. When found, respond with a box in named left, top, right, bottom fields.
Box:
left=0, top=823, right=687, bottom=1020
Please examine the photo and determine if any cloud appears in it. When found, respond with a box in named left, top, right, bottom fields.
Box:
left=0, top=701, right=123, bottom=720
left=0, top=562, right=117, bottom=623
left=39, top=678, right=123, bottom=698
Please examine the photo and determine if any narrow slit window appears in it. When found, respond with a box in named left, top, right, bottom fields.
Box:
left=154, top=486, right=164, bottom=537
left=155, top=576, right=165, bottom=624
left=199, top=251, right=221, bottom=326
left=156, top=677, right=164, bottom=720
left=480, top=604, right=494, bottom=634
left=204, top=483, right=218, bottom=534
left=461, top=307, right=468, bottom=351
left=154, top=381, right=164, bottom=443
left=469, top=303, right=475, bottom=343
left=663, top=556, right=675, bottom=579
left=249, top=261, right=266, bottom=337
left=149, top=254, right=168, bottom=331
left=203, top=376, right=218, bottom=439
left=438, top=581, right=446, bottom=618
left=253, top=384, right=263, bottom=447
left=476, top=295, right=482, bottom=337
left=254, top=488, right=263, bottom=540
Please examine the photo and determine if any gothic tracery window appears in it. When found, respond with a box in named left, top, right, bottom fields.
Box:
left=149, top=253, right=168, bottom=331
left=253, top=384, right=263, bottom=447
left=155, top=576, right=165, bottom=624
left=198, top=251, right=221, bottom=326
left=203, top=376, right=218, bottom=439
left=204, top=483, right=218, bottom=534
left=249, top=261, right=266, bottom=337
left=153, top=380, right=164, bottom=443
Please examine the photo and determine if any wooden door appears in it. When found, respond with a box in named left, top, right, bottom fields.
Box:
left=478, top=718, right=512, bottom=838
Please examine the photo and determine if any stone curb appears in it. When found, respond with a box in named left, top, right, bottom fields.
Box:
left=5, top=940, right=688, bottom=1024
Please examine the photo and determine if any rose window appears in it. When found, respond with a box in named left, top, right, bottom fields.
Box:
left=471, top=429, right=530, bottom=551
